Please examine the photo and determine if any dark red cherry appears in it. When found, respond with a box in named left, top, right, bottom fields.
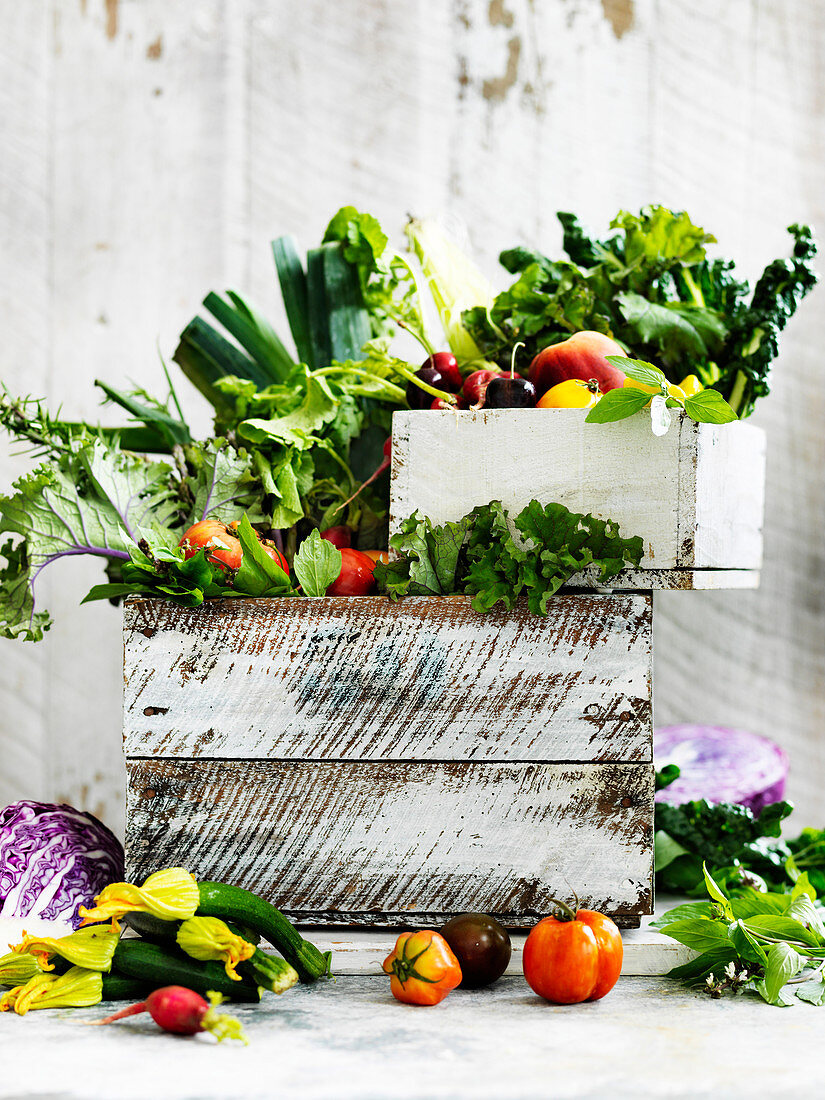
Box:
left=406, top=366, right=445, bottom=409
left=484, top=375, right=536, bottom=408
left=423, top=352, right=462, bottom=393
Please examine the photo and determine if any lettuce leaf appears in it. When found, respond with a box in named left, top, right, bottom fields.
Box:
left=375, top=500, right=643, bottom=614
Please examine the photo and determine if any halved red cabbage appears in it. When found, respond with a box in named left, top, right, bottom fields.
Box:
left=0, top=801, right=123, bottom=928
left=654, top=724, right=789, bottom=813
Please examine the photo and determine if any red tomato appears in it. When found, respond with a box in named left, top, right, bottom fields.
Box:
left=326, top=547, right=377, bottom=596
left=320, top=526, right=352, bottom=549
left=522, top=907, right=622, bottom=1004
left=179, top=520, right=288, bottom=574
left=382, top=931, right=462, bottom=1006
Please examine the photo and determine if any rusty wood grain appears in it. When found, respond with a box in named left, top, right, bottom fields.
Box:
left=126, top=758, right=654, bottom=925
left=123, top=594, right=652, bottom=762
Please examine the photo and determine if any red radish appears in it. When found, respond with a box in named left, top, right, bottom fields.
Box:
left=422, top=352, right=462, bottom=393
left=96, top=986, right=247, bottom=1043
left=320, top=526, right=352, bottom=549
left=326, top=548, right=377, bottom=596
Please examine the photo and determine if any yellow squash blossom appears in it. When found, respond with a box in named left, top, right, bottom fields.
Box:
left=0, top=966, right=101, bottom=1015
left=78, top=867, right=199, bottom=931
left=10, top=925, right=119, bottom=973
left=0, top=951, right=41, bottom=987
left=176, top=916, right=255, bottom=981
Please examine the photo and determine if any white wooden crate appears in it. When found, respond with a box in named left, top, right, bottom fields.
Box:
left=390, top=410, right=766, bottom=586
left=124, top=594, right=654, bottom=927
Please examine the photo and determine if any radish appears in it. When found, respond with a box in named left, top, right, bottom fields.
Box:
left=96, top=985, right=247, bottom=1043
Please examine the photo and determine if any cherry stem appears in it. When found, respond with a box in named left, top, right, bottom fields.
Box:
left=397, top=319, right=436, bottom=359
left=510, top=341, right=525, bottom=378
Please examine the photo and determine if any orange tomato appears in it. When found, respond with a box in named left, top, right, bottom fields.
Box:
left=382, top=930, right=462, bottom=1006
left=536, top=378, right=601, bottom=409
left=522, top=907, right=622, bottom=1004
left=179, top=520, right=288, bottom=574
left=361, top=550, right=389, bottom=564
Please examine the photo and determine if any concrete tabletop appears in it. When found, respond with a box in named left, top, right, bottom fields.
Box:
left=1, top=974, right=823, bottom=1100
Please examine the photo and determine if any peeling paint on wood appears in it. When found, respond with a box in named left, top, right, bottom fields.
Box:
left=123, top=594, right=652, bottom=761
left=125, top=758, right=654, bottom=926
left=390, top=410, right=765, bottom=574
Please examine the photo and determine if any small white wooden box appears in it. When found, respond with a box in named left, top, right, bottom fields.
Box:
left=390, top=410, right=766, bottom=589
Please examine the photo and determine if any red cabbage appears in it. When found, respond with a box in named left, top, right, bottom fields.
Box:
left=654, top=724, right=789, bottom=813
left=0, top=801, right=123, bottom=928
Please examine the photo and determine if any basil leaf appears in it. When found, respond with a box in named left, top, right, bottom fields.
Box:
left=654, top=830, right=690, bottom=872
left=585, top=387, right=651, bottom=423
left=650, top=901, right=713, bottom=929
left=292, top=528, right=342, bottom=597
left=703, top=863, right=734, bottom=920
left=790, top=871, right=816, bottom=904
left=656, top=918, right=730, bottom=952
left=728, top=919, right=768, bottom=967
left=605, top=355, right=667, bottom=388
left=234, top=514, right=292, bottom=596
left=744, top=914, right=823, bottom=949
left=795, top=976, right=825, bottom=1006
left=684, top=389, right=738, bottom=423
left=668, top=945, right=737, bottom=981
left=762, top=942, right=804, bottom=1004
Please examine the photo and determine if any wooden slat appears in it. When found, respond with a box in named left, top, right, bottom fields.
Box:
left=390, top=410, right=766, bottom=573
left=125, top=759, right=654, bottom=925
left=123, top=594, right=652, bottom=762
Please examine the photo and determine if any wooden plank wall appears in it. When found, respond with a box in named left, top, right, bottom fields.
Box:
left=1, top=0, right=823, bottom=832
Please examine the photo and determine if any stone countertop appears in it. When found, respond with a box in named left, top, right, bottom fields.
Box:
left=1, top=975, right=822, bottom=1100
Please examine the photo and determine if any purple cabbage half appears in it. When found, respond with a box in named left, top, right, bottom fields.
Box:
left=655, top=724, right=789, bottom=813
left=0, top=801, right=124, bottom=927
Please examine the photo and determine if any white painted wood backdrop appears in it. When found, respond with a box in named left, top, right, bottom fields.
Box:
left=1, top=0, right=823, bottom=835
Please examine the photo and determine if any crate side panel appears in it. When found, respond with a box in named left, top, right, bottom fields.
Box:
left=126, top=759, right=654, bottom=923
left=694, top=422, right=766, bottom=569
left=391, top=410, right=683, bottom=567
left=123, top=595, right=651, bottom=761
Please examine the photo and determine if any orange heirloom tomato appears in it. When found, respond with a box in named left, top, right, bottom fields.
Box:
left=179, top=519, right=288, bottom=574
left=382, top=930, right=462, bottom=1006
left=522, top=904, right=622, bottom=1004
left=536, top=378, right=601, bottom=409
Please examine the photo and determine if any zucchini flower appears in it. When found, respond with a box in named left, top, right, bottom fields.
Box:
left=176, top=917, right=255, bottom=981
left=0, top=966, right=101, bottom=1015
left=78, top=867, right=199, bottom=930
left=0, top=951, right=41, bottom=988
left=10, top=925, right=119, bottom=973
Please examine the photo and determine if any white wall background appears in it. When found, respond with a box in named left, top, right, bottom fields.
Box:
left=0, top=0, right=823, bottom=835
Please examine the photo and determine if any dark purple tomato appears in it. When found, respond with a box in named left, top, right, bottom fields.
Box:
left=423, top=352, right=462, bottom=393
left=440, top=912, right=512, bottom=988
left=406, top=366, right=445, bottom=409
left=484, top=375, right=536, bottom=408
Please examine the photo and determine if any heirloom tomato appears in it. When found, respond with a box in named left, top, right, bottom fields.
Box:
left=382, top=930, right=462, bottom=1006
left=522, top=902, right=622, bottom=1004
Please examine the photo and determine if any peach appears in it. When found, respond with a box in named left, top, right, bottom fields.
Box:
left=528, top=332, right=627, bottom=398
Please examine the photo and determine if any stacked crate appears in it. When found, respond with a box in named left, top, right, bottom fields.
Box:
left=124, top=411, right=765, bottom=928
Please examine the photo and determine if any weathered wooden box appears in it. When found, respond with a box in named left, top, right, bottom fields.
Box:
left=391, top=410, right=766, bottom=589
left=124, top=593, right=654, bottom=927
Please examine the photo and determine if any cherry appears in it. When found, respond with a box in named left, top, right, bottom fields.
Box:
left=484, top=375, right=537, bottom=408
left=462, top=369, right=501, bottom=406
left=431, top=395, right=468, bottom=410
left=406, top=366, right=445, bottom=409
left=423, top=352, right=462, bottom=393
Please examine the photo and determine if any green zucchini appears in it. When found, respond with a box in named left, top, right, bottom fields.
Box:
left=100, top=974, right=154, bottom=1002
left=112, top=940, right=261, bottom=1003
left=196, top=881, right=331, bottom=983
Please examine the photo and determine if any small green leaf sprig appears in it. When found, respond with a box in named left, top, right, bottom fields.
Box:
left=586, top=356, right=738, bottom=435
left=654, top=864, right=825, bottom=1007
